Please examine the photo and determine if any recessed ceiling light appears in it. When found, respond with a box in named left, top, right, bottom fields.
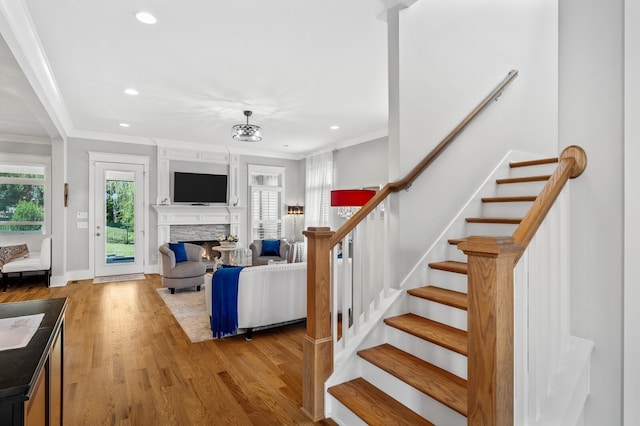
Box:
left=330, top=125, right=340, bottom=130
left=119, top=123, right=130, bottom=128
left=135, top=12, right=157, bottom=24
left=124, top=88, right=139, bottom=96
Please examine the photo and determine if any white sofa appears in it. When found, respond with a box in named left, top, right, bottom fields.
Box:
left=1, top=237, right=52, bottom=291
left=205, top=262, right=307, bottom=338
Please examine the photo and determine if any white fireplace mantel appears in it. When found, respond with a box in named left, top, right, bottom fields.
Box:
left=152, top=204, right=244, bottom=245
left=152, top=204, right=243, bottom=226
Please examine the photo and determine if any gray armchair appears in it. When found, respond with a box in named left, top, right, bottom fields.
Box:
left=249, top=239, right=291, bottom=266
left=159, top=243, right=206, bottom=294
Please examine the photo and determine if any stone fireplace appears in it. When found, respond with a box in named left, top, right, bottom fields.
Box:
left=152, top=204, right=245, bottom=271
left=170, top=224, right=229, bottom=269
left=169, top=224, right=229, bottom=243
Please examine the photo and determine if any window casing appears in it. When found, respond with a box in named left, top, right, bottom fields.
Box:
left=248, top=165, right=285, bottom=241
left=0, top=154, right=51, bottom=234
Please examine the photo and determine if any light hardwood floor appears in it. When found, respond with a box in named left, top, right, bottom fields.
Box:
left=0, top=275, right=338, bottom=426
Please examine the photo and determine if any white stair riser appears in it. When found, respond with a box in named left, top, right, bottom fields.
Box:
left=447, top=243, right=468, bottom=262
left=386, top=326, right=468, bottom=379
left=408, top=296, right=467, bottom=331
left=482, top=201, right=534, bottom=218
left=508, top=163, right=557, bottom=178
left=326, top=397, right=369, bottom=426
left=428, top=269, right=468, bottom=293
left=495, top=180, right=547, bottom=197
left=465, top=221, right=519, bottom=236
left=360, top=361, right=467, bottom=425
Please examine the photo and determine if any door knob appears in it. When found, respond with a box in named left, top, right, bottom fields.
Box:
left=96, top=233, right=101, bottom=236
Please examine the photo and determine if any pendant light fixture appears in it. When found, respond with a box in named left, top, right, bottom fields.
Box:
left=232, top=110, right=262, bottom=142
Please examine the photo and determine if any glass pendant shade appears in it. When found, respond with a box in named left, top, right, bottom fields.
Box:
left=232, top=110, right=262, bottom=142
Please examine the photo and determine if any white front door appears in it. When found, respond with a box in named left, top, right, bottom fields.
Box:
left=94, top=162, right=144, bottom=277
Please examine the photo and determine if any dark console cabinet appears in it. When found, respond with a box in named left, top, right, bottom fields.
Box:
left=0, top=298, right=67, bottom=426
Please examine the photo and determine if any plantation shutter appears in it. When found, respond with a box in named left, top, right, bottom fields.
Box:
left=251, top=188, right=282, bottom=239
left=248, top=165, right=285, bottom=241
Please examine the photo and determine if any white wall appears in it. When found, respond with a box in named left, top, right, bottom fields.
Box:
left=397, top=0, right=558, bottom=274
left=332, top=137, right=388, bottom=227
left=624, top=0, right=640, bottom=423
left=238, top=154, right=305, bottom=242
left=559, top=0, right=624, bottom=424
left=66, top=138, right=157, bottom=273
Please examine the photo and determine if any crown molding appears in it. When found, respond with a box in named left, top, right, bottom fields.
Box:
left=153, top=138, right=230, bottom=153
left=0, top=132, right=52, bottom=145
left=227, top=144, right=304, bottom=161
left=302, top=128, right=388, bottom=158
left=68, top=129, right=156, bottom=146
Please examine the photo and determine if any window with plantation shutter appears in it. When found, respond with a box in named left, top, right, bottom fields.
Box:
left=248, top=165, right=285, bottom=241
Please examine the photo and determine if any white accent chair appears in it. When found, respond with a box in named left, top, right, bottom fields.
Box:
left=1, top=237, right=52, bottom=291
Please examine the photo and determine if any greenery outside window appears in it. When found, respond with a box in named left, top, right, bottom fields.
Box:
left=0, top=155, right=51, bottom=234
left=248, top=165, right=285, bottom=241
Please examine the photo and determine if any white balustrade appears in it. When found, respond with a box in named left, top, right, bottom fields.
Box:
left=514, top=187, right=571, bottom=424
left=331, top=201, right=390, bottom=357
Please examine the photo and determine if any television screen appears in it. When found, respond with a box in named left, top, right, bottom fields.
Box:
left=173, top=172, right=227, bottom=203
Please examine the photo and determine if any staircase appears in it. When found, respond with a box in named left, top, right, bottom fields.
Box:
left=327, top=156, right=558, bottom=425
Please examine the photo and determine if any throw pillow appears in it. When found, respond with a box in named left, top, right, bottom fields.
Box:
left=260, top=239, right=280, bottom=257
left=0, top=244, right=29, bottom=269
left=168, top=242, right=188, bottom=263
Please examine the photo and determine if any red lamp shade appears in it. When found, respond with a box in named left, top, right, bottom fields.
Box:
left=330, top=189, right=376, bottom=207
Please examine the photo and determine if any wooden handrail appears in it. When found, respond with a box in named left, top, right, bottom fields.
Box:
left=330, top=69, right=519, bottom=247
left=511, top=145, right=587, bottom=255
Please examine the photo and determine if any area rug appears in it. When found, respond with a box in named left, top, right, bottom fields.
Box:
left=156, top=287, right=212, bottom=343
left=93, top=273, right=146, bottom=284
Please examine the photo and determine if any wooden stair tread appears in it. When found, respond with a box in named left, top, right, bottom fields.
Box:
left=465, top=217, right=522, bottom=224
left=408, top=286, right=468, bottom=311
left=385, top=313, right=467, bottom=355
left=496, top=175, right=551, bottom=184
left=510, top=157, right=558, bottom=168
left=429, top=261, right=467, bottom=275
left=481, top=195, right=537, bottom=203
left=447, top=237, right=467, bottom=245
left=358, top=344, right=468, bottom=416
left=328, top=377, right=434, bottom=426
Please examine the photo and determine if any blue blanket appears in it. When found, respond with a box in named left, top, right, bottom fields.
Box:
left=210, top=266, right=244, bottom=338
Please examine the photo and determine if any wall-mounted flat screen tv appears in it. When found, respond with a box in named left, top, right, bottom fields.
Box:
left=173, top=172, right=228, bottom=203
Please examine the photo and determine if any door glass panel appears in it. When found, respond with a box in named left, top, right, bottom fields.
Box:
left=105, top=171, right=135, bottom=265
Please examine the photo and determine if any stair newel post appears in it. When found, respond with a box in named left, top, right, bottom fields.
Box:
left=459, top=236, right=523, bottom=426
left=302, top=226, right=335, bottom=421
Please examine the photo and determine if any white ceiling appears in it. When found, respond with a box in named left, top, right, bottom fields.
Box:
left=0, top=0, right=393, bottom=157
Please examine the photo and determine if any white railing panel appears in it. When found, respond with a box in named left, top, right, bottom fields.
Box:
left=513, top=187, right=572, bottom=425
left=331, top=196, right=393, bottom=360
